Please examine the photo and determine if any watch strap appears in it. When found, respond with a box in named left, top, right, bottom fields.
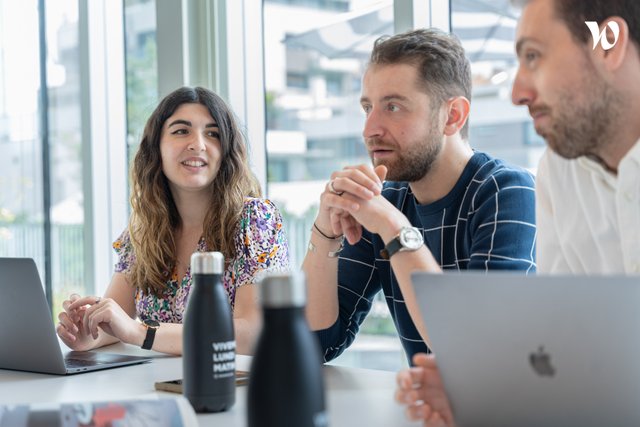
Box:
left=380, top=237, right=403, bottom=260
left=141, top=322, right=158, bottom=350
left=380, top=227, right=424, bottom=260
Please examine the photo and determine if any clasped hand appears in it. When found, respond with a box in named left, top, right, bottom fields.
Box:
left=56, top=294, right=136, bottom=350
left=317, top=164, right=409, bottom=245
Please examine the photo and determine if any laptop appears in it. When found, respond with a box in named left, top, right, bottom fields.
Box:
left=0, top=257, right=151, bottom=375
left=411, top=271, right=640, bottom=427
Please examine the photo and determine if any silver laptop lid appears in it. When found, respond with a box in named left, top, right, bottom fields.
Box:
left=411, top=271, right=640, bottom=427
left=0, top=258, right=67, bottom=374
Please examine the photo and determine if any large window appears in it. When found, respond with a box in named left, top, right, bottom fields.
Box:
left=124, top=0, right=158, bottom=163
left=47, top=0, right=85, bottom=314
left=1, top=0, right=128, bottom=320
left=0, top=1, right=44, bottom=271
left=0, top=0, right=85, bottom=314
left=264, top=0, right=405, bottom=371
left=451, top=0, right=544, bottom=171
left=264, top=0, right=393, bottom=267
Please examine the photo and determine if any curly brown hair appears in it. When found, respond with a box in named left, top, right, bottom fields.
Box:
left=128, top=87, right=261, bottom=296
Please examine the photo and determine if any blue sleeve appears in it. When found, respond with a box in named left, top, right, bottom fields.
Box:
left=467, top=169, right=537, bottom=272
left=314, top=231, right=382, bottom=362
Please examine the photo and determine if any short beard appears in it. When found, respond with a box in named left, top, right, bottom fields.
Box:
left=541, top=62, right=621, bottom=160
left=370, top=113, right=444, bottom=182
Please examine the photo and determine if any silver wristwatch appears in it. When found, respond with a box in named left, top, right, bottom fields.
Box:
left=380, top=226, right=424, bottom=259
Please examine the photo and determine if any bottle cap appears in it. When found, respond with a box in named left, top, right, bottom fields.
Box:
left=259, top=272, right=306, bottom=308
left=190, top=251, right=224, bottom=275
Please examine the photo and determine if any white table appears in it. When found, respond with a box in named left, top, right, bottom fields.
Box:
left=0, top=343, right=419, bottom=426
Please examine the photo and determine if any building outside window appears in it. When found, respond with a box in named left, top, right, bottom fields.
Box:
left=264, top=0, right=403, bottom=371
left=451, top=0, right=544, bottom=170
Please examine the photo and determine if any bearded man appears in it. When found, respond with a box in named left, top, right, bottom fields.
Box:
left=394, top=1, right=640, bottom=424
left=302, top=28, right=537, bottom=362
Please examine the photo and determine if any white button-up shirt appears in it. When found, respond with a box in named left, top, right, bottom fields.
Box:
left=536, top=140, right=640, bottom=274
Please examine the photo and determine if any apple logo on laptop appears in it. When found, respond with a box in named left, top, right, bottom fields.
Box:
left=529, top=346, right=555, bottom=377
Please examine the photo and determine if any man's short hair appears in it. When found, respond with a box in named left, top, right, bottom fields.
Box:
left=514, top=0, right=640, bottom=49
left=369, top=28, right=472, bottom=140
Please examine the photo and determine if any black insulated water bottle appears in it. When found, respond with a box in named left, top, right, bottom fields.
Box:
left=183, top=251, right=235, bottom=412
left=247, top=272, right=328, bottom=427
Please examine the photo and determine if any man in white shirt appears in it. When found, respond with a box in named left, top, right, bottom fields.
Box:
left=395, top=0, right=640, bottom=424
left=536, top=147, right=640, bottom=274
left=516, top=2, right=640, bottom=275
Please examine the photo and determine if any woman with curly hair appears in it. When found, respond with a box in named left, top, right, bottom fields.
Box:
left=56, top=87, right=289, bottom=355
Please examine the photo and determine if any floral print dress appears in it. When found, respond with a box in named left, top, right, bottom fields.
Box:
left=113, top=198, right=290, bottom=323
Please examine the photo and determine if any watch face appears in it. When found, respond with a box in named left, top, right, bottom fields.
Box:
left=399, top=227, right=424, bottom=250
left=144, top=319, right=160, bottom=328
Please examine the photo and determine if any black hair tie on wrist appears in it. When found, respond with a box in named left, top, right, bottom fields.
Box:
left=313, top=222, right=343, bottom=240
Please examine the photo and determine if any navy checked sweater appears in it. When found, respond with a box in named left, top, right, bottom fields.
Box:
left=315, top=151, right=537, bottom=363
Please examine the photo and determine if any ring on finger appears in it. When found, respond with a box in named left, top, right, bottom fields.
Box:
left=328, top=179, right=344, bottom=196
left=95, top=297, right=101, bottom=305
